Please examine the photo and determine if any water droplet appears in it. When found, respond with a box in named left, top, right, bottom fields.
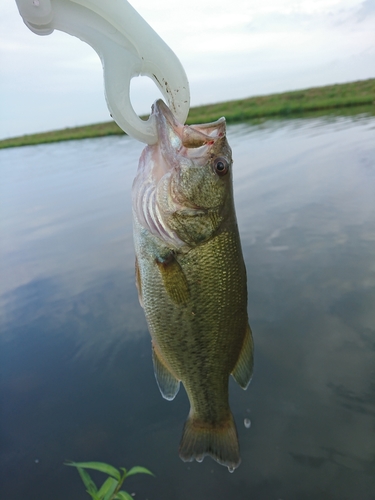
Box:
left=35, top=459, right=39, bottom=463
left=228, top=466, right=235, bottom=473
left=195, top=455, right=203, bottom=463
left=244, top=418, right=251, bottom=428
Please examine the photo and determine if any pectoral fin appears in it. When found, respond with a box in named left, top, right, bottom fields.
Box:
left=152, top=345, right=180, bottom=401
left=156, top=253, right=190, bottom=305
left=231, top=324, right=254, bottom=389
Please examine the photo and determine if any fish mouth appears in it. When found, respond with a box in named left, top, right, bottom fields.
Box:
left=153, top=99, right=226, bottom=151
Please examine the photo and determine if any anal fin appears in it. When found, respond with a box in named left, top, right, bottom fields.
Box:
left=231, top=324, right=254, bottom=389
left=152, top=345, right=180, bottom=401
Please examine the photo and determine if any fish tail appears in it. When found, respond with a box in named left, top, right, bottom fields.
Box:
left=178, top=412, right=240, bottom=471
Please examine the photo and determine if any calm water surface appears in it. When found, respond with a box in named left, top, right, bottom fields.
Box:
left=1, top=114, right=375, bottom=499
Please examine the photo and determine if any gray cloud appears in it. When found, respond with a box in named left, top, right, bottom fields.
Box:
left=1, top=0, right=374, bottom=139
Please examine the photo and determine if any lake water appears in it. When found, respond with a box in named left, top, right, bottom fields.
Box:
left=1, top=112, right=375, bottom=499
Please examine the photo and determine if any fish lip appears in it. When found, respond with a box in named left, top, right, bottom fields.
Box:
left=152, top=99, right=183, bottom=144
left=152, top=99, right=177, bottom=124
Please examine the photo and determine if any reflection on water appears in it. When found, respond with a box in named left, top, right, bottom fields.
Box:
left=1, top=111, right=375, bottom=499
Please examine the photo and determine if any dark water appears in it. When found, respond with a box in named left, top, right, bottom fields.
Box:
left=1, top=112, right=375, bottom=499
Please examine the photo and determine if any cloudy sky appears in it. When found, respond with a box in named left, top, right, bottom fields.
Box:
left=1, top=0, right=374, bottom=139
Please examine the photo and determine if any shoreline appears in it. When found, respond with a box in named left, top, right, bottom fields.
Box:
left=1, top=78, right=374, bottom=149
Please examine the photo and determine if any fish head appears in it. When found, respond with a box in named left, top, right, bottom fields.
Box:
left=156, top=99, right=232, bottom=211
left=133, top=99, right=234, bottom=248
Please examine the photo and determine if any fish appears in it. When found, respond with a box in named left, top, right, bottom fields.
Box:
left=132, top=99, right=253, bottom=471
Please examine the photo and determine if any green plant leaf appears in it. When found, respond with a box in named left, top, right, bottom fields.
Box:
left=125, top=466, right=154, bottom=478
left=65, top=461, right=121, bottom=481
left=97, top=477, right=118, bottom=500
left=86, top=491, right=101, bottom=500
left=76, top=467, right=98, bottom=494
left=114, top=491, right=134, bottom=500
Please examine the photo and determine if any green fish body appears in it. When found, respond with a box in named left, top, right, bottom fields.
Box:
left=132, top=100, right=253, bottom=471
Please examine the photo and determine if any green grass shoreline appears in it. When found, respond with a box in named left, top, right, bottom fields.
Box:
left=1, top=78, right=374, bottom=149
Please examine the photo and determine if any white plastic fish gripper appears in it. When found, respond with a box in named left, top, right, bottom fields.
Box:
left=15, top=0, right=190, bottom=144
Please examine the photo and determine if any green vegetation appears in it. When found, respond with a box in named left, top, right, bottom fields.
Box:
left=65, top=461, right=154, bottom=500
left=186, top=78, right=375, bottom=124
left=1, top=78, right=374, bottom=149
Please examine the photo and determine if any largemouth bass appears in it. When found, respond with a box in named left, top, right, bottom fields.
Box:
left=132, top=100, right=253, bottom=471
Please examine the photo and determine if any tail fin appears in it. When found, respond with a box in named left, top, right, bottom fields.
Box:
left=178, top=412, right=240, bottom=471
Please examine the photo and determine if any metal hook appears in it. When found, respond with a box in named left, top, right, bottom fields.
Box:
left=15, top=0, right=190, bottom=144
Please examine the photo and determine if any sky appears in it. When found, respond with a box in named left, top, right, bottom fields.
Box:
left=1, top=0, right=375, bottom=139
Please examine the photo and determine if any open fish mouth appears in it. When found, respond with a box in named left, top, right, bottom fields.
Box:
left=153, top=99, right=226, bottom=153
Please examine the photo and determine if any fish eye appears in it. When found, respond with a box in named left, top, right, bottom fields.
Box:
left=213, top=157, right=229, bottom=176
